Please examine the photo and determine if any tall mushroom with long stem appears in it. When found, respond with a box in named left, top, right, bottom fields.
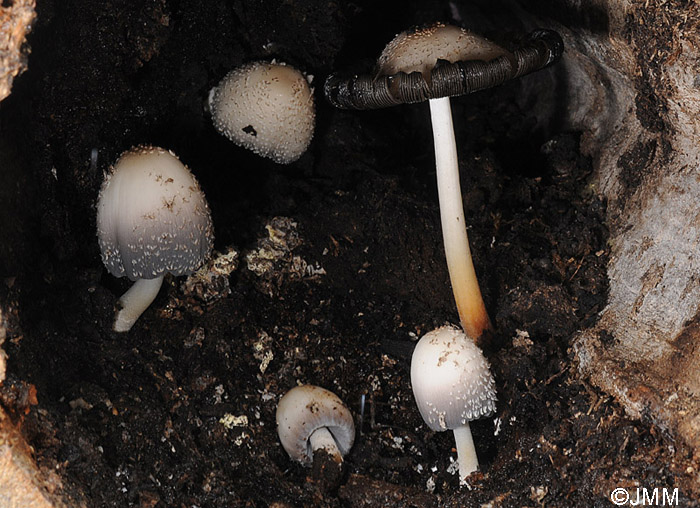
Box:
left=325, top=24, right=563, bottom=342
left=429, top=94, right=492, bottom=341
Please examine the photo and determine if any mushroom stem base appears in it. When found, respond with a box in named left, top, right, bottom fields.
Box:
left=309, top=427, right=343, bottom=464
left=113, top=275, right=165, bottom=333
left=453, top=423, right=478, bottom=482
left=429, top=96, right=491, bottom=341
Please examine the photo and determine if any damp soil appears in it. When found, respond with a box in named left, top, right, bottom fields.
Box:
left=0, top=0, right=696, bottom=507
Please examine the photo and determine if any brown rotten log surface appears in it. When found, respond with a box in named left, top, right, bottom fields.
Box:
left=541, top=0, right=700, bottom=456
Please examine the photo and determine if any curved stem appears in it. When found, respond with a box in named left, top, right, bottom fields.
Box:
left=113, top=275, right=164, bottom=332
left=429, top=97, right=491, bottom=340
left=309, top=427, right=343, bottom=464
left=453, top=424, right=478, bottom=482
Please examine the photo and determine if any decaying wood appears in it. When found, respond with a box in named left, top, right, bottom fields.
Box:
left=0, top=0, right=36, bottom=103
left=534, top=0, right=700, bottom=460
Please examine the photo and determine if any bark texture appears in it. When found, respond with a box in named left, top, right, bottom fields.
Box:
left=532, top=0, right=700, bottom=454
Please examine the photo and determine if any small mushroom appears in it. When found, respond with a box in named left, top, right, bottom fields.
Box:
left=276, top=385, right=355, bottom=468
left=325, top=24, right=563, bottom=343
left=96, top=146, right=214, bottom=332
left=208, top=61, right=315, bottom=164
left=410, top=325, right=496, bottom=482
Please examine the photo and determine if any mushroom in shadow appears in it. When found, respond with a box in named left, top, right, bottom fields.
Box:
left=208, top=61, right=316, bottom=164
left=96, top=146, right=214, bottom=332
left=325, top=23, right=563, bottom=344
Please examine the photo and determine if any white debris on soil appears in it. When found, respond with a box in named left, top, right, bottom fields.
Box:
left=447, top=456, right=459, bottom=476
left=213, top=384, right=226, bottom=404
left=253, top=331, right=274, bottom=374
left=219, top=413, right=248, bottom=429
left=367, top=374, right=381, bottom=392
left=493, top=416, right=502, bottom=436
left=245, top=217, right=325, bottom=295
left=259, top=389, right=276, bottom=402
left=512, top=329, right=533, bottom=349
left=530, top=485, right=548, bottom=504
left=181, top=246, right=239, bottom=303
left=233, top=433, right=249, bottom=446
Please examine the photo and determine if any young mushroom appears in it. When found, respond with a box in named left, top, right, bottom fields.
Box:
left=411, top=325, right=496, bottom=482
left=276, top=384, right=355, bottom=484
left=325, top=24, right=563, bottom=343
left=96, top=146, right=214, bottom=332
left=208, top=61, right=315, bottom=164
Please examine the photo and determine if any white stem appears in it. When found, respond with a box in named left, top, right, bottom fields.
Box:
left=453, top=423, right=478, bottom=482
left=113, top=275, right=165, bottom=332
left=428, top=97, right=491, bottom=340
left=309, top=427, right=342, bottom=463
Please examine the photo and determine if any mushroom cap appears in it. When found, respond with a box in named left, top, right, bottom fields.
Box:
left=325, top=28, right=563, bottom=110
left=208, top=61, right=315, bottom=164
left=377, top=22, right=509, bottom=77
left=410, top=325, right=496, bottom=432
left=97, top=146, right=214, bottom=281
left=276, top=385, right=355, bottom=466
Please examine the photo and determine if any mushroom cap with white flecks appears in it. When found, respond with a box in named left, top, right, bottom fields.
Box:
left=208, top=61, right=315, bottom=164
left=410, top=325, right=496, bottom=432
left=377, top=22, right=509, bottom=78
left=97, top=146, right=214, bottom=281
left=276, top=385, right=355, bottom=466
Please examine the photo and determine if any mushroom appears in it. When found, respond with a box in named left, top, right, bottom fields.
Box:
left=276, top=384, right=355, bottom=467
left=325, top=24, right=563, bottom=342
left=96, top=146, right=214, bottom=332
left=208, top=61, right=315, bottom=164
left=410, top=325, right=496, bottom=481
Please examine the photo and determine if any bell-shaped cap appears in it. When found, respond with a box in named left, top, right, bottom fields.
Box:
left=97, top=146, right=214, bottom=281
left=411, top=325, right=496, bottom=432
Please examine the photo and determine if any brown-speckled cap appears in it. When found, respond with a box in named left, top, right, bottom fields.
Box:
left=377, top=23, right=508, bottom=78
left=276, top=385, right=355, bottom=466
left=411, top=325, right=496, bottom=432
left=97, top=146, right=214, bottom=281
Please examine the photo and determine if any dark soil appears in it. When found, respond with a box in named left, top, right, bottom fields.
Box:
left=0, top=0, right=696, bottom=507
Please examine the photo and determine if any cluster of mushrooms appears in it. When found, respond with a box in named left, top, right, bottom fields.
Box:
left=96, top=23, right=562, bottom=484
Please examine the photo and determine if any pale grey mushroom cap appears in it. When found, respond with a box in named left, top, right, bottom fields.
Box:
left=276, top=385, right=355, bottom=466
left=97, top=146, right=214, bottom=281
left=208, top=61, right=315, bottom=164
left=411, top=325, right=496, bottom=432
left=377, top=22, right=509, bottom=77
